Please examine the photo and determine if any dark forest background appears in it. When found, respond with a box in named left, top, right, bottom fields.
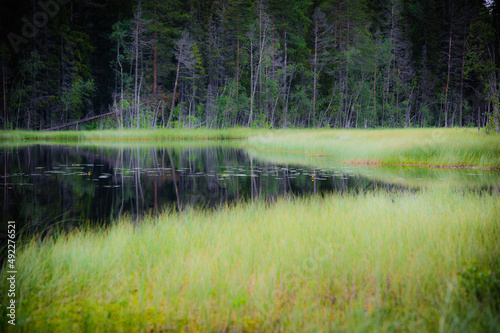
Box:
left=0, top=0, right=499, bottom=131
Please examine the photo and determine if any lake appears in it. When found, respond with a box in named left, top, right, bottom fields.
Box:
left=1, top=144, right=499, bottom=238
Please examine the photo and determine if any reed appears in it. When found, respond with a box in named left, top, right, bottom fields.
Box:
left=1, top=188, right=499, bottom=332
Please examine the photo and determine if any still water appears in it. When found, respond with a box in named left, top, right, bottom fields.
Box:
left=1, top=144, right=498, bottom=237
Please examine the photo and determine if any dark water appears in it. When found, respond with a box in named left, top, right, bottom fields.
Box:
left=0, top=144, right=414, bottom=237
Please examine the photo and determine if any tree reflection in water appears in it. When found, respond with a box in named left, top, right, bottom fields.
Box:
left=2, top=145, right=412, bottom=237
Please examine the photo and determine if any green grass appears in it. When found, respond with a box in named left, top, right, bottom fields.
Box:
left=247, top=149, right=500, bottom=189
left=246, top=128, right=500, bottom=169
left=2, top=188, right=499, bottom=332
left=0, top=128, right=259, bottom=141
left=1, top=128, right=499, bottom=168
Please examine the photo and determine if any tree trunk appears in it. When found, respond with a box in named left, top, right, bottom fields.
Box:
left=312, top=20, right=318, bottom=127
left=444, top=30, right=452, bottom=128
left=490, top=72, right=499, bottom=133
left=168, top=44, right=182, bottom=127
left=373, top=58, right=377, bottom=127
left=153, top=2, right=157, bottom=95
left=258, top=1, right=262, bottom=118
left=134, top=18, right=140, bottom=129
left=459, top=26, right=466, bottom=127
left=282, top=32, right=288, bottom=127
left=236, top=22, right=240, bottom=98
left=248, top=34, right=254, bottom=127
left=116, top=37, right=124, bottom=129
left=2, top=61, right=6, bottom=129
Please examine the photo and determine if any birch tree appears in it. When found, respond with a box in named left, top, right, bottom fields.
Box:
left=310, top=7, right=333, bottom=127
left=167, top=31, right=196, bottom=127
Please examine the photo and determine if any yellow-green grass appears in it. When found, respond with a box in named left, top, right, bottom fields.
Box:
left=247, top=149, right=500, bottom=189
left=0, top=140, right=241, bottom=151
left=0, top=128, right=260, bottom=142
left=2, top=189, right=499, bottom=332
left=246, top=128, right=500, bottom=169
left=1, top=128, right=499, bottom=168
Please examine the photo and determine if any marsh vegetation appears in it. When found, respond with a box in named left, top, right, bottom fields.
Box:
left=0, top=128, right=499, bottom=332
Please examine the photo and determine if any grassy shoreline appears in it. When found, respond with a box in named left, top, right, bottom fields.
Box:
left=0, top=128, right=258, bottom=141
left=1, top=129, right=499, bottom=331
left=245, top=128, right=500, bottom=169
left=1, top=128, right=499, bottom=169
left=1, top=188, right=499, bottom=332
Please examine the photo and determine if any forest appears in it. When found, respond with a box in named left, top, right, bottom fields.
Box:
left=0, top=0, right=499, bottom=131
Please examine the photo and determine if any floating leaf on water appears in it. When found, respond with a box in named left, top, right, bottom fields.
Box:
left=45, top=170, right=67, bottom=174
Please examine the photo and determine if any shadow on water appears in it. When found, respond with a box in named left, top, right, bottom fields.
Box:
left=1, top=144, right=499, bottom=240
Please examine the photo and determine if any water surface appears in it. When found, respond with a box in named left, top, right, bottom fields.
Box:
left=1, top=144, right=498, bottom=237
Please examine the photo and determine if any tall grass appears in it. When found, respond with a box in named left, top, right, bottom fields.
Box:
left=2, top=189, right=499, bottom=332
left=1, top=128, right=498, bottom=168
left=0, top=128, right=260, bottom=142
left=246, top=128, right=500, bottom=168
left=247, top=149, right=500, bottom=189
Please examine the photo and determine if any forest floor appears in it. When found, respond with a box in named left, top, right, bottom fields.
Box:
left=1, top=127, right=499, bottom=169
